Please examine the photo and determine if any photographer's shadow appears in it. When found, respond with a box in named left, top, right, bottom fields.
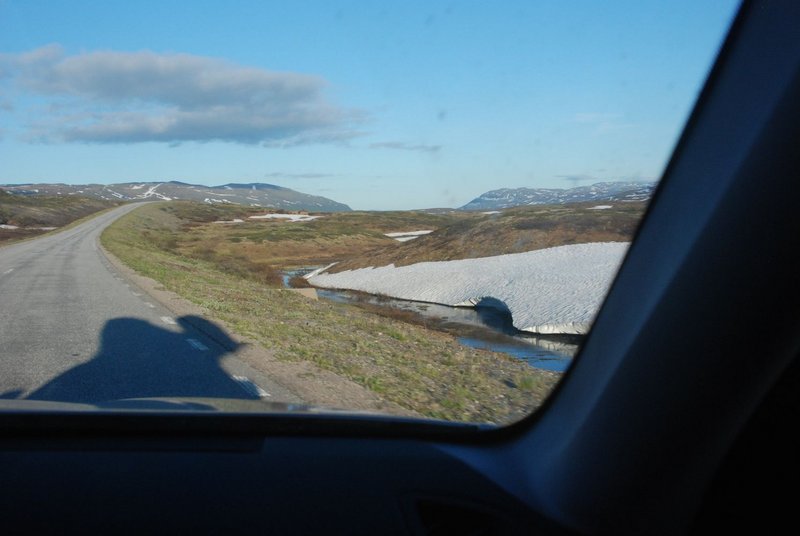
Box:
left=24, top=315, right=256, bottom=406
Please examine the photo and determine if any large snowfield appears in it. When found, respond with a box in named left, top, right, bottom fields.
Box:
left=308, top=242, right=629, bottom=334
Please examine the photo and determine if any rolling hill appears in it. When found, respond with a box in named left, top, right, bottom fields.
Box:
left=460, top=181, right=654, bottom=210
left=0, top=181, right=351, bottom=212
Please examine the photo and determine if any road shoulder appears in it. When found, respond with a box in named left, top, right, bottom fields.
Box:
left=98, top=238, right=417, bottom=417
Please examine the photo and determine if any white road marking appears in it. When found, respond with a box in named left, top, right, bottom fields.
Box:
left=186, top=338, right=209, bottom=351
left=131, top=291, right=141, bottom=296
left=233, top=375, right=270, bottom=398
left=144, top=303, right=155, bottom=308
left=160, top=316, right=176, bottom=325
left=2, top=269, right=13, bottom=275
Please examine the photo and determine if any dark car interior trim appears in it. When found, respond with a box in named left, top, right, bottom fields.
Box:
left=3, top=1, right=799, bottom=534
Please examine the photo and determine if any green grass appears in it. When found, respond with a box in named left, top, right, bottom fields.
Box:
left=101, top=202, right=560, bottom=424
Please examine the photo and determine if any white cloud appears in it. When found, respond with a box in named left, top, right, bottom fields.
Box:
left=0, top=45, right=364, bottom=145
left=369, top=141, right=441, bottom=153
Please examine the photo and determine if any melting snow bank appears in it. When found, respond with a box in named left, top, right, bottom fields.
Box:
left=1, top=224, right=58, bottom=230
left=384, top=230, right=433, bottom=242
left=308, top=242, right=629, bottom=335
left=248, top=213, right=321, bottom=222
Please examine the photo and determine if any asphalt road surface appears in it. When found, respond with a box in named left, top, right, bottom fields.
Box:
left=0, top=204, right=298, bottom=407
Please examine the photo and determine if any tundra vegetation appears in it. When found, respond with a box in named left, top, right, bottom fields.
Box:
left=0, top=189, right=117, bottom=244
left=101, top=200, right=644, bottom=422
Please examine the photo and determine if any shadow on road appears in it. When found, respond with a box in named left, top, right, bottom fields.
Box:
left=9, top=315, right=258, bottom=406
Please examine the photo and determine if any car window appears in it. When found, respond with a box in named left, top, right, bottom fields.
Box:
left=0, top=0, right=740, bottom=425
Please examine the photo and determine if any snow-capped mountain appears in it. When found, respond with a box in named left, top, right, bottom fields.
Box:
left=0, top=181, right=351, bottom=212
left=460, top=181, right=654, bottom=210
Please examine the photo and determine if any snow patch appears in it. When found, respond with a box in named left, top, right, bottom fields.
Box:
left=384, top=230, right=433, bottom=242
left=308, top=242, right=628, bottom=335
left=385, top=230, right=433, bottom=238
left=1, top=224, right=57, bottom=230
left=139, top=183, right=172, bottom=201
left=589, top=205, right=613, bottom=210
left=248, top=213, right=321, bottom=222
left=303, top=263, right=338, bottom=279
left=212, top=219, right=244, bottom=224
left=205, top=192, right=236, bottom=197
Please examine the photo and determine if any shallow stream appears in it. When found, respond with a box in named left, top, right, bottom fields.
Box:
left=283, top=269, right=579, bottom=372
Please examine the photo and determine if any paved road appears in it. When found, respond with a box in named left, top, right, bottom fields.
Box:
left=0, top=204, right=297, bottom=407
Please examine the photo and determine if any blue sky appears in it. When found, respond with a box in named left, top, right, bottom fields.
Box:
left=0, top=1, right=739, bottom=209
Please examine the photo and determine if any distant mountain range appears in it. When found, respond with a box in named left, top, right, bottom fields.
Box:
left=0, top=181, right=351, bottom=212
left=460, top=181, right=655, bottom=210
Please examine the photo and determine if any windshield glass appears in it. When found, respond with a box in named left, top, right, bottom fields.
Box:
left=0, top=1, right=739, bottom=424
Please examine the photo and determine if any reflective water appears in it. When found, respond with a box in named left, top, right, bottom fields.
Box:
left=284, top=269, right=578, bottom=372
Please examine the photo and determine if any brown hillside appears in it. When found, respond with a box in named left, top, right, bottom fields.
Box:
left=1, top=190, right=118, bottom=244
left=330, top=201, right=647, bottom=272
